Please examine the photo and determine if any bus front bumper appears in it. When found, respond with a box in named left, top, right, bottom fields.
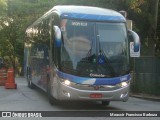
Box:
left=56, top=81, right=130, bottom=102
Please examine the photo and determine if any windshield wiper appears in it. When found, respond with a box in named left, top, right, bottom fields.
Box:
left=99, top=50, right=116, bottom=77
left=97, top=36, right=116, bottom=77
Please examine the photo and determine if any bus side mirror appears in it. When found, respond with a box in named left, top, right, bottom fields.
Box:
left=128, top=30, right=140, bottom=57
left=54, top=26, right=62, bottom=47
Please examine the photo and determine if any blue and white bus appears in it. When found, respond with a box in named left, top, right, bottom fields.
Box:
left=24, top=6, right=140, bottom=105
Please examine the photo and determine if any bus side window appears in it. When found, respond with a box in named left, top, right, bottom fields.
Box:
left=49, top=16, right=54, bottom=63
left=51, top=14, right=60, bottom=68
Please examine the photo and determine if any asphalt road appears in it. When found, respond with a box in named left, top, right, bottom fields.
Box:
left=0, top=77, right=159, bottom=120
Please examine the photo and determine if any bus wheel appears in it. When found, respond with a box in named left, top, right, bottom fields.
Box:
left=101, top=101, right=110, bottom=106
left=47, top=79, right=58, bottom=105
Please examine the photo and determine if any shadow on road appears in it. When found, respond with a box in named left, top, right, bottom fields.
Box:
left=55, top=101, right=121, bottom=111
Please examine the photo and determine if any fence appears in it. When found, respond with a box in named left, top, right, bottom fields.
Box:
left=131, top=56, right=160, bottom=96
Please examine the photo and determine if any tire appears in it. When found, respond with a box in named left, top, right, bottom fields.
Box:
left=101, top=101, right=110, bottom=106
left=47, top=77, right=58, bottom=105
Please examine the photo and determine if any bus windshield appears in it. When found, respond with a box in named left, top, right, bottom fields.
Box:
left=61, top=19, right=129, bottom=77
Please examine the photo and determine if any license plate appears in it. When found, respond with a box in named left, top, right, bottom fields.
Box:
left=90, top=93, right=102, bottom=98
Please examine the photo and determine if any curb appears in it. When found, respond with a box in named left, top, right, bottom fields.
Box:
left=130, top=94, right=160, bottom=102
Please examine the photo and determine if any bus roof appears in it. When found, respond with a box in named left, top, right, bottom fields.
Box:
left=51, top=5, right=126, bottom=22
left=27, top=5, right=126, bottom=29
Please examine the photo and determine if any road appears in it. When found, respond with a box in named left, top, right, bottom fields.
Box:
left=0, top=77, right=159, bottom=120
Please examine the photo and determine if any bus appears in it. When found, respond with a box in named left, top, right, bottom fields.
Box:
left=24, top=5, right=140, bottom=106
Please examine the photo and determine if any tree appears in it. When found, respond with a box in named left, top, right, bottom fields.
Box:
left=54, top=0, right=117, bottom=9
left=113, top=0, right=159, bottom=56
left=0, top=0, right=7, bottom=16
left=148, top=0, right=159, bottom=55
left=133, top=0, right=159, bottom=56
left=0, top=0, right=7, bottom=58
left=0, top=0, right=55, bottom=73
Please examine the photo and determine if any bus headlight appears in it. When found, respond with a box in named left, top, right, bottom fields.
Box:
left=120, top=81, right=129, bottom=87
left=60, top=78, right=71, bottom=86
left=64, top=80, right=71, bottom=86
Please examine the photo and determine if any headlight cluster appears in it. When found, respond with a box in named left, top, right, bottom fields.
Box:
left=60, top=78, right=130, bottom=88
left=119, top=81, right=130, bottom=87
left=60, top=78, right=72, bottom=86
left=64, top=80, right=71, bottom=86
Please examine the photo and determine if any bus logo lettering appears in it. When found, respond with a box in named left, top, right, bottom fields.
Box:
left=90, top=73, right=105, bottom=78
left=72, top=22, right=87, bottom=26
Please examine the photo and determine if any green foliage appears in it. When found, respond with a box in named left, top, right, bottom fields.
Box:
left=0, top=0, right=7, bottom=16
left=54, top=0, right=117, bottom=9
left=0, top=0, right=55, bottom=72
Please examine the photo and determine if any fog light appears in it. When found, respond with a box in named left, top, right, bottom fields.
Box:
left=64, top=80, right=71, bottom=86
left=63, top=90, right=71, bottom=97
left=121, top=82, right=128, bottom=87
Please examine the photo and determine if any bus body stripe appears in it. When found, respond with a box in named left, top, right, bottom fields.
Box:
left=57, top=71, right=131, bottom=85
left=61, top=13, right=125, bottom=22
